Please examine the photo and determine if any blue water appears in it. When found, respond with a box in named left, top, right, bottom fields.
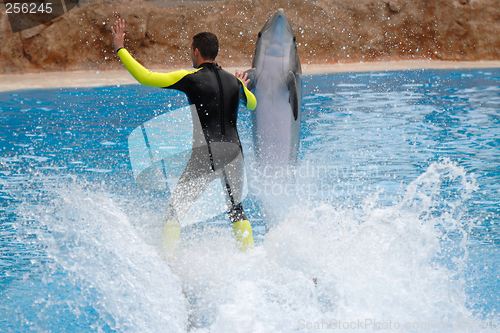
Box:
left=0, top=68, right=499, bottom=332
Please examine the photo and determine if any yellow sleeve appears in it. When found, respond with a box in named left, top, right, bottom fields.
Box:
left=238, top=79, right=257, bottom=111
left=117, top=48, right=197, bottom=88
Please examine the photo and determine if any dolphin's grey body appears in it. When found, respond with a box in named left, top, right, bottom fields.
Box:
left=245, top=9, right=302, bottom=173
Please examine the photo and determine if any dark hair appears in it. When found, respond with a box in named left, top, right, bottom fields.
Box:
left=192, top=32, right=219, bottom=60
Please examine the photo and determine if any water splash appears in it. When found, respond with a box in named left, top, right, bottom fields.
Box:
left=169, top=159, right=475, bottom=332
left=0, top=157, right=482, bottom=333
left=11, top=182, right=187, bottom=332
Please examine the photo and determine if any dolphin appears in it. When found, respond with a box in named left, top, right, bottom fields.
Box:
left=245, top=8, right=302, bottom=174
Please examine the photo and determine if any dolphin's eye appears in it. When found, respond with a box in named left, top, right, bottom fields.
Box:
left=258, top=32, right=262, bottom=38
left=293, top=37, right=296, bottom=43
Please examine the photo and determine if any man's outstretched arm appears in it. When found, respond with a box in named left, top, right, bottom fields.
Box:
left=111, top=18, right=196, bottom=88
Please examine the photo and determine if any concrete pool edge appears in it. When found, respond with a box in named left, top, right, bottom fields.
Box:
left=1, top=60, right=500, bottom=93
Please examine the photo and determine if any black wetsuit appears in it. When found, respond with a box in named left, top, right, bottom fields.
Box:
left=168, top=62, right=244, bottom=144
left=117, top=48, right=257, bottom=225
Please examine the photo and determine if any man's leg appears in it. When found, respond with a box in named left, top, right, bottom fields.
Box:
left=221, top=152, right=254, bottom=251
left=162, top=146, right=216, bottom=258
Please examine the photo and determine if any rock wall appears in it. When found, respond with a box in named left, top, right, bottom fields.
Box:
left=1, top=0, right=499, bottom=73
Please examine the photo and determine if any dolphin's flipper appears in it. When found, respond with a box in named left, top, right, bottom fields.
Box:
left=243, top=68, right=258, bottom=91
left=287, top=71, right=298, bottom=121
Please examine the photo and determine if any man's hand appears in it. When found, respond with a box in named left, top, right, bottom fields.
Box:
left=235, top=70, right=250, bottom=87
left=111, top=18, right=126, bottom=52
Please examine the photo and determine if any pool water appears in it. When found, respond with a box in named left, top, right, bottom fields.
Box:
left=0, top=68, right=499, bottom=332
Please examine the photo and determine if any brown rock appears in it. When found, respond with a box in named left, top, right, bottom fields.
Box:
left=1, top=0, right=500, bottom=73
left=0, top=10, right=32, bottom=73
left=387, top=1, right=401, bottom=13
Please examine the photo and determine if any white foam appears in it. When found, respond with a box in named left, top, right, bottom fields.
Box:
left=164, top=159, right=476, bottom=332
left=16, top=159, right=477, bottom=332
left=28, top=185, right=188, bottom=332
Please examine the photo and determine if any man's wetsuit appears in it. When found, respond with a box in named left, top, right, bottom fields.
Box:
left=116, top=48, right=256, bottom=237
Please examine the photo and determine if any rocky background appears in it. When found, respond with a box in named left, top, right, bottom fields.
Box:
left=1, top=0, right=500, bottom=73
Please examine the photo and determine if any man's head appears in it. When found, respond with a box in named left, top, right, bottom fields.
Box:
left=191, top=32, right=218, bottom=67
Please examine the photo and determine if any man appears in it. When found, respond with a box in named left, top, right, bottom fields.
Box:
left=111, top=19, right=257, bottom=257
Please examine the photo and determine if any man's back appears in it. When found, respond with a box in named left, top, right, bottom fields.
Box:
left=166, top=62, right=243, bottom=145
